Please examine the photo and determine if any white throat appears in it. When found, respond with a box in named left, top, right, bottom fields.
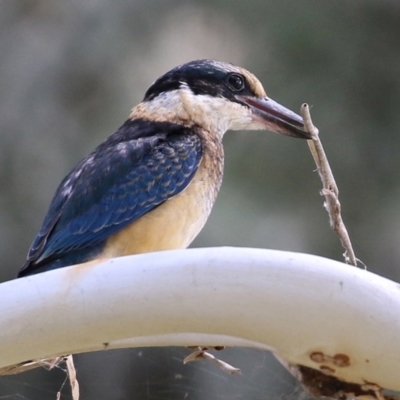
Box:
left=131, top=86, right=255, bottom=140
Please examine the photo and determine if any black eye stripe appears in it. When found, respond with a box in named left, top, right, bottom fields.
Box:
left=227, top=73, right=245, bottom=92
left=144, top=63, right=255, bottom=102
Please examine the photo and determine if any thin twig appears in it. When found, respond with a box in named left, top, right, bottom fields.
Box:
left=301, top=103, right=361, bottom=268
left=184, top=347, right=240, bottom=374
left=55, top=355, right=80, bottom=400
left=65, top=355, right=80, bottom=400
left=0, top=357, right=63, bottom=375
left=0, top=355, right=79, bottom=400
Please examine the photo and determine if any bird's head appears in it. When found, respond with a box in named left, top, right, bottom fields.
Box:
left=132, top=59, right=310, bottom=140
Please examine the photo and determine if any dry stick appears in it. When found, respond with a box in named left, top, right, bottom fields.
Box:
left=65, top=355, right=80, bottom=400
left=0, top=356, right=64, bottom=375
left=0, top=355, right=80, bottom=400
left=300, top=103, right=359, bottom=267
left=184, top=347, right=240, bottom=375
left=55, top=356, right=80, bottom=400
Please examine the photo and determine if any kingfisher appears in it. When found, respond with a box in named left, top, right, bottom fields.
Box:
left=19, top=59, right=310, bottom=277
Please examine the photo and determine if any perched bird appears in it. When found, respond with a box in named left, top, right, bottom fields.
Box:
left=19, top=59, right=310, bottom=277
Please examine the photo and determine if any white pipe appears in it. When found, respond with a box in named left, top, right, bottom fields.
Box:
left=0, top=248, right=399, bottom=391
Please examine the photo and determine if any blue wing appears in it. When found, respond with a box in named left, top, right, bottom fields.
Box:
left=20, top=119, right=202, bottom=276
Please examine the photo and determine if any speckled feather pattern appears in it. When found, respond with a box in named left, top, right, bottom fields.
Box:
left=19, top=119, right=205, bottom=276
left=102, top=126, right=223, bottom=258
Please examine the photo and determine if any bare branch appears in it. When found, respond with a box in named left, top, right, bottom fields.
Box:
left=0, top=355, right=80, bottom=400
left=301, top=103, right=360, bottom=267
left=65, top=355, right=79, bottom=400
left=184, top=347, right=240, bottom=374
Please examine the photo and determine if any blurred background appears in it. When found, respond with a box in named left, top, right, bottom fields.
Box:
left=1, top=0, right=400, bottom=399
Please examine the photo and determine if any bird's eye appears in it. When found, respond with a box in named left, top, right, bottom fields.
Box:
left=227, top=74, right=245, bottom=92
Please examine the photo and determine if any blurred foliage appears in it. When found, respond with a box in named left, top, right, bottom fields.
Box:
left=1, top=0, right=400, bottom=399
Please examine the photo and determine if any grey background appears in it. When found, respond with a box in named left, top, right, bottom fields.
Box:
left=1, top=1, right=400, bottom=399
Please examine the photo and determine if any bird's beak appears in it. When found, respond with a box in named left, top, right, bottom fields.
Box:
left=236, top=95, right=311, bottom=139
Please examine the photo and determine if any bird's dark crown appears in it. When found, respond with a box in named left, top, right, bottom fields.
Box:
left=143, top=59, right=265, bottom=102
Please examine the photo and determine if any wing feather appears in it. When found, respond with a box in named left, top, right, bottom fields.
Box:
left=20, top=119, right=202, bottom=275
